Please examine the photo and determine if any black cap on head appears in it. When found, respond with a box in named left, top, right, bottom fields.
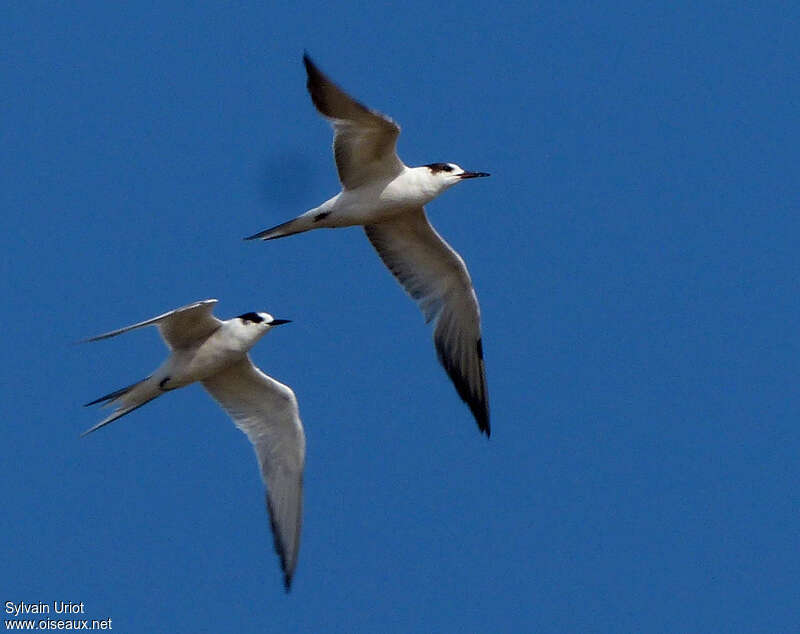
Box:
left=425, top=162, right=455, bottom=173
left=237, top=312, right=265, bottom=324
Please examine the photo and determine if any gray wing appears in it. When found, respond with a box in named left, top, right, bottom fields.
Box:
left=84, top=299, right=222, bottom=350
left=364, top=208, right=490, bottom=436
left=304, top=53, right=404, bottom=190
left=201, top=357, right=306, bottom=591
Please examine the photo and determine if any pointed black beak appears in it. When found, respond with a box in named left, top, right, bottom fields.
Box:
left=460, top=171, right=490, bottom=179
left=269, top=319, right=292, bottom=326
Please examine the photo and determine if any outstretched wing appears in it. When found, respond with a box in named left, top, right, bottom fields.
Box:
left=84, top=299, right=222, bottom=350
left=201, top=357, right=306, bottom=591
left=304, top=53, right=404, bottom=190
left=365, top=208, right=490, bottom=436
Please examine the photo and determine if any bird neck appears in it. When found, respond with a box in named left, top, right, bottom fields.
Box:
left=406, top=166, right=451, bottom=199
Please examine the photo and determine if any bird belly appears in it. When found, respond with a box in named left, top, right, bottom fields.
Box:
left=160, top=341, right=244, bottom=389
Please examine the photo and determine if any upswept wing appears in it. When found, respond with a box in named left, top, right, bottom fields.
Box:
left=201, top=357, right=306, bottom=590
left=304, top=53, right=404, bottom=190
left=364, top=209, right=490, bottom=435
left=84, top=299, right=222, bottom=350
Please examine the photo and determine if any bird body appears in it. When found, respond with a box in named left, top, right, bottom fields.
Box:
left=256, top=165, right=464, bottom=240
left=83, top=299, right=304, bottom=591
left=247, top=54, right=492, bottom=435
left=333, top=165, right=470, bottom=216
left=157, top=317, right=272, bottom=388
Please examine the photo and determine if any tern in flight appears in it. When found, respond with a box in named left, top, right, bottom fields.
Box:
left=82, top=299, right=304, bottom=591
left=247, top=54, right=491, bottom=436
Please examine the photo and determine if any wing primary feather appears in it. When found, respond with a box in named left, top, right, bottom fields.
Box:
left=302, top=52, right=403, bottom=189
left=201, top=359, right=306, bottom=590
left=364, top=209, right=490, bottom=436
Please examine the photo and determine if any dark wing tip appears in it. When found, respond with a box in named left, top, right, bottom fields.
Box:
left=302, top=52, right=373, bottom=122
left=470, top=396, right=491, bottom=437
left=267, top=494, right=296, bottom=592
left=302, top=52, right=328, bottom=88
left=478, top=409, right=491, bottom=437
left=303, top=55, right=332, bottom=117
left=302, top=52, right=324, bottom=88
left=435, top=341, right=490, bottom=437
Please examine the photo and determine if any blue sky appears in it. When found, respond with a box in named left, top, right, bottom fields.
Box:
left=3, top=1, right=799, bottom=631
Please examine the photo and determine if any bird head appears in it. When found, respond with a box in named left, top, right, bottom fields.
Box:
left=423, top=163, right=490, bottom=193
left=234, top=312, right=292, bottom=341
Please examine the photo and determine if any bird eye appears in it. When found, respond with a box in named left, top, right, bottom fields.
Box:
left=442, top=164, right=453, bottom=172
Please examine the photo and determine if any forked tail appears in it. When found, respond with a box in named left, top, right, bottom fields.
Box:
left=244, top=211, right=324, bottom=241
left=82, top=376, right=161, bottom=437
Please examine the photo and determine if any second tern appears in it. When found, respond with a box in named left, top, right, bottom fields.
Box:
left=82, top=299, right=305, bottom=591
